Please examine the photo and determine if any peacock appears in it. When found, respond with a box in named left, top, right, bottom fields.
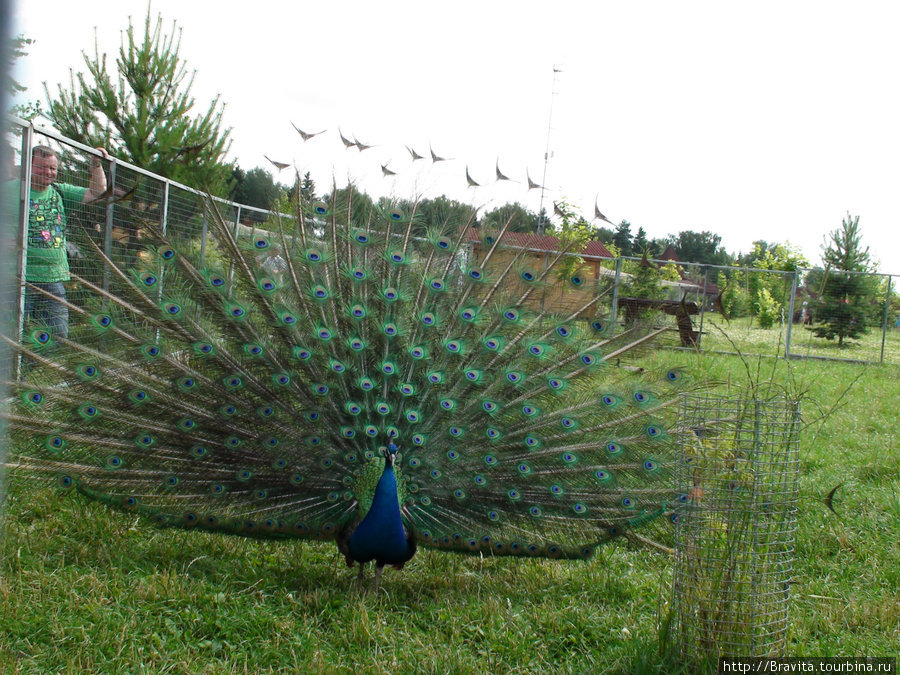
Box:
left=4, top=168, right=699, bottom=587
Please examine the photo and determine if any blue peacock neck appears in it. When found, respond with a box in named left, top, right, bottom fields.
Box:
left=348, top=445, right=413, bottom=566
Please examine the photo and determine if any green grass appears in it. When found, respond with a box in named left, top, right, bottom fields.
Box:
left=698, top=313, right=900, bottom=364
left=2, top=353, right=898, bottom=673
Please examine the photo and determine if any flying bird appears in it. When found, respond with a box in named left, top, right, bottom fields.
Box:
left=338, top=128, right=356, bottom=149
left=353, top=136, right=374, bottom=152
left=495, top=160, right=515, bottom=183
left=594, top=198, right=614, bottom=225
left=526, top=169, right=543, bottom=191
left=264, top=155, right=291, bottom=172
left=465, top=166, right=481, bottom=188
left=291, top=123, right=326, bottom=142
left=381, top=163, right=397, bottom=177
left=430, top=145, right=449, bottom=163
left=406, top=146, right=425, bottom=161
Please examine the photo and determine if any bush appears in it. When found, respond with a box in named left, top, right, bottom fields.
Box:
left=755, top=287, right=782, bottom=329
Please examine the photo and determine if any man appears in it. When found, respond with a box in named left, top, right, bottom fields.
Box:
left=25, top=145, right=108, bottom=339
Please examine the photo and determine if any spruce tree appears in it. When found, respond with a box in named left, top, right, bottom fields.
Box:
left=810, top=213, right=875, bottom=347
left=44, top=11, right=232, bottom=194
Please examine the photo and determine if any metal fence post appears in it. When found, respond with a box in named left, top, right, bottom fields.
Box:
left=879, top=275, right=892, bottom=363
left=102, top=158, right=117, bottom=293
left=200, top=209, right=209, bottom=268
left=697, top=267, right=708, bottom=349
left=609, top=257, right=622, bottom=332
left=784, top=271, right=798, bottom=359
left=159, top=180, right=170, bottom=236
left=13, top=126, right=34, bottom=381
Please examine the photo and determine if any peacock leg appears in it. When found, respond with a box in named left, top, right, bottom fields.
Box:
left=356, top=562, right=365, bottom=584
left=373, top=564, right=384, bottom=591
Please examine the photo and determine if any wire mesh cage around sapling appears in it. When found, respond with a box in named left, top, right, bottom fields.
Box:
left=671, top=394, right=801, bottom=662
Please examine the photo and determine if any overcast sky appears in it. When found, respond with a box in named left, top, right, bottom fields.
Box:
left=10, top=1, right=900, bottom=271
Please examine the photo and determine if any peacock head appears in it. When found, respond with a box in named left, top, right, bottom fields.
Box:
left=382, top=443, right=399, bottom=466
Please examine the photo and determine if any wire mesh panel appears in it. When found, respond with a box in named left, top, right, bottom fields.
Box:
left=701, top=267, right=793, bottom=356
left=672, top=394, right=800, bottom=662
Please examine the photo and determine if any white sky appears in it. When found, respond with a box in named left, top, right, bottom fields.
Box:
left=10, top=1, right=900, bottom=272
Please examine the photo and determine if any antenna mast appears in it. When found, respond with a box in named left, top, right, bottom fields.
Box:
left=538, top=65, right=562, bottom=234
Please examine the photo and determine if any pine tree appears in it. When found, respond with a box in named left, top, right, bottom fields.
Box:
left=809, top=213, right=875, bottom=347
left=612, top=220, right=634, bottom=256
left=43, top=11, right=232, bottom=194
left=633, top=226, right=649, bottom=254
left=300, top=172, right=318, bottom=203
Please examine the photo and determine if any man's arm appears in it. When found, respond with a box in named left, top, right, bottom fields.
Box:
left=82, top=148, right=110, bottom=203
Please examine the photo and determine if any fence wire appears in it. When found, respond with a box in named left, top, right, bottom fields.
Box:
left=672, top=394, right=801, bottom=661
left=9, top=119, right=900, bottom=364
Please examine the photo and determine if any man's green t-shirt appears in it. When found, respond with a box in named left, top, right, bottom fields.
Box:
left=26, top=183, right=87, bottom=283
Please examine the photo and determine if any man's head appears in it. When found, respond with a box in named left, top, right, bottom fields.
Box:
left=31, top=146, right=59, bottom=191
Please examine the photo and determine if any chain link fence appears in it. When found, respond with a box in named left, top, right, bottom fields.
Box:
left=9, top=118, right=899, bottom=365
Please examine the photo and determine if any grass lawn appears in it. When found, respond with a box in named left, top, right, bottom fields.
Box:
left=697, top=313, right=900, bottom=365
left=1, top=351, right=898, bottom=673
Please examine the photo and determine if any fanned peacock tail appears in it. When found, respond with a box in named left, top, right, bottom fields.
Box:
left=5, top=183, right=699, bottom=569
